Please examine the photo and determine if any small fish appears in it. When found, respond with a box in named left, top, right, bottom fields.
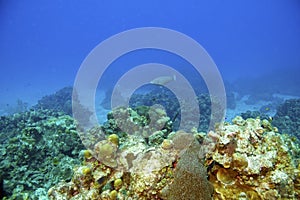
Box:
left=150, top=75, right=176, bottom=85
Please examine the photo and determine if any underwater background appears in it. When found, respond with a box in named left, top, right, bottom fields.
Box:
left=1, top=1, right=300, bottom=199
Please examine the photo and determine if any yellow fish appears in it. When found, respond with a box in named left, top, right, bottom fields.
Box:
left=150, top=75, right=176, bottom=85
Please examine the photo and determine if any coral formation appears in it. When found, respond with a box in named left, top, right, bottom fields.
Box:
left=206, top=116, right=300, bottom=199
left=240, top=110, right=270, bottom=121
left=33, top=86, right=93, bottom=128
left=241, top=98, right=300, bottom=140
left=46, top=105, right=300, bottom=200
left=101, top=106, right=173, bottom=144
left=94, top=139, right=118, bottom=168
left=0, top=109, right=84, bottom=199
left=48, top=129, right=213, bottom=200
left=34, top=86, right=73, bottom=115
left=272, top=98, right=300, bottom=138
left=48, top=105, right=214, bottom=199
left=2, top=87, right=300, bottom=199
left=128, top=86, right=221, bottom=132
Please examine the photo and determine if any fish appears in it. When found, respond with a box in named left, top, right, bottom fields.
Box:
left=150, top=75, right=176, bottom=85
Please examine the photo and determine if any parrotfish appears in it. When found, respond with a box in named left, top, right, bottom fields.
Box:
left=150, top=75, right=176, bottom=85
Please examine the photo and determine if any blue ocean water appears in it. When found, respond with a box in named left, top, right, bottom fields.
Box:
left=1, top=0, right=299, bottom=113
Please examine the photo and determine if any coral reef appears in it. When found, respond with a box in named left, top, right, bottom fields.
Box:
left=48, top=105, right=213, bottom=199
left=48, top=129, right=212, bottom=200
left=2, top=86, right=300, bottom=199
left=46, top=110, right=300, bottom=199
left=206, top=116, right=300, bottom=199
left=100, top=106, right=173, bottom=144
left=0, top=109, right=84, bottom=199
left=129, top=87, right=221, bottom=132
left=34, top=86, right=73, bottom=115
left=272, top=98, right=300, bottom=138
left=34, top=86, right=93, bottom=127
left=128, top=86, right=181, bottom=129
left=240, top=110, right=270, bottom=121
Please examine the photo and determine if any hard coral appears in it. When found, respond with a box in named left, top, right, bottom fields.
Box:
left=93, top=140, right=118, bottom=168
left=206, top=116, right=300, bottom=199
left=48, top=127, right=213, bottom=199
left=0, top=109, right=83, bottom=199
left=273, top=98, right=300, bottom=138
